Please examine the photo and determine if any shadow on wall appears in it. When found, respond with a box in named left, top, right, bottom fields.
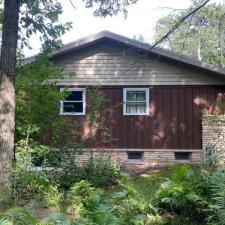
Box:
left=71, top=86, right=225, bottom=150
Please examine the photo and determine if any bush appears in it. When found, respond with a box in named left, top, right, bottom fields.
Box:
left=154, top=165, right=210, bottom=223
left=69, top=179, right=161, bottom=225
left=80, top=155, right=122, bottom=188
left=10, top=167, right=61, bottom=207
left=58, top=154, right=122, bottom=190
left=70, top=180, right=120, bottom=225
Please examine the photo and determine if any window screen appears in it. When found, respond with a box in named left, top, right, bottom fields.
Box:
left=60, top=88, right=86, bottom=115
left=127, top=151, right=144, bottom=160
left=123, top=88, right=149, bottom=115
left=174, top=152, right=192, bottom=161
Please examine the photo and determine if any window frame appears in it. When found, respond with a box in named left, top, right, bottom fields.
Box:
left=174, top=152, right=192, bottom=162
left=127, top=151, right=144, bottom=162
left=60, top=87, right=86, bottom=116
left=123, top=88, right=149, bottom=116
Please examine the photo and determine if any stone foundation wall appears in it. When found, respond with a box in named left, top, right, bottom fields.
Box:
left=202, top=115, right=225, bottom=160
left=75, top=148, right=203, bottom=173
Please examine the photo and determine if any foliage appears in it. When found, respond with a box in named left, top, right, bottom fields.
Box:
left=0, top=206, right=36, bottom=225
left=10, top=167, right=61, bottom=207
left=69, top=179, right=161, bottom=225
left=201, top=144, right=220, bottom=168
left=131, top=172, right=168, bottom=200
left=4, top=164, right=225, bottom=225
left=15, top=54, right=83, bottom=178
left=70, top=180, right=120, bottom=225
left=86, top=86, right=119, bottom=148
left=16, top=54, right=69, bottom=144
left=81, top=155, right=122, bottom=188
left=112, top=178, right=159, bottom=225
left=83, top=0, right=139, bottom=17
left=19, top=0, right=72, bottom=50
left=41, top=212, right=72, bottom=225
left=0, top=219, right=13, bottom=225
left=57, top=154, right=121, bottom=190
left=154, top=0, right=225, bottom=66
left=207, top=166, right=225, bottom=225
left=154, top=165, right=210, bottom=223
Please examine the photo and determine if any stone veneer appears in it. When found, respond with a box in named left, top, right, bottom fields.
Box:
left=202, top=115, right=225, bottom=161
left=75, top=148, right=203, bottom=173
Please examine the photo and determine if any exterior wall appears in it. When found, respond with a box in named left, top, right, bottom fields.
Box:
left=74, top=149, right=203, bottom=173
left=50, top=39, right=225, bottom=169
left=62, top=85, right=225, bottom=150
left=202, top=116, right=225, bottom=161
left=53, top=40, right=225, bottom=86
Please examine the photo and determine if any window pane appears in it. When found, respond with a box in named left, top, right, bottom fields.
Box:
left=63, top=102, right=83, bottom=113
left=66, top=91, right=83, bottom=101
left=126, top=102, right=146, bottom=114
left=127, top=91, right=146, bottom=101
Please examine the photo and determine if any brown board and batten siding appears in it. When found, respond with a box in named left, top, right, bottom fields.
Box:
left=62, top=86, right=225, bottom=150
left=52, top=38, right=225, bottom=152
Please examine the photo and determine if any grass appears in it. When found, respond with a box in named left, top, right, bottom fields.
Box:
left=131, top=171, right=169, bottom=200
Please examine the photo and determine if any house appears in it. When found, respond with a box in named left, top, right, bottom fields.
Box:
left=36, top=31, right=225, bottom=170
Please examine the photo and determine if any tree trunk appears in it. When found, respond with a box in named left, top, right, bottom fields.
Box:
left=0, top=0, right=20, bottom=182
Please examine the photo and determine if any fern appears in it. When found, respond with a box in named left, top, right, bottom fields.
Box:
left=0, top=219, right=13, bottom=225
left=0, top=206, right=36, bottom=225
left=41, top=212, right=72, bottom=225
left=208, top=167, right=225, bottom=225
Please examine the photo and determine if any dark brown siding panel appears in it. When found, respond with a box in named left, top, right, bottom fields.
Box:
left=185, top=88, right=193, bottom=149
left=178, top=88, right=186, bottom=149
left=170, top=88, right=179, bottom=149
left=61, top=85, right=225, bottom=150
left=163, top=88, right=171, bottom=149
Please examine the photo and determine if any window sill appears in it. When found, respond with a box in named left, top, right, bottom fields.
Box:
left=60, top=113, right=86, bottom=116
left=175, top=160, right=192, bottom=163
left=127, top=160, right=145, bottom=165
left=123, top=114, right=149, bottom=116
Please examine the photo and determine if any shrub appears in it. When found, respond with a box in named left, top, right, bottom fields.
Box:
left=154, top=165, right=210, bottom=223
left=70, top=180, right=120, bottom=225
left=69, top=179, right=161, bottom=225
left=80, top=155, right=122, bottom=188
left=10, top=167, right=61, bottom=207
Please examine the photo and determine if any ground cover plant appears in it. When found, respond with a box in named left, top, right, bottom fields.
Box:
left=1, top=152, right=225, bottom=225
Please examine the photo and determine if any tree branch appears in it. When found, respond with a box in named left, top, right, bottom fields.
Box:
left=121, top=0, right=211, bottom=75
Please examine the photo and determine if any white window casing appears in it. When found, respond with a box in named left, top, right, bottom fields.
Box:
left=60, top=88, right=86, bottom=115
left=123, top=88, right=149, bottom=115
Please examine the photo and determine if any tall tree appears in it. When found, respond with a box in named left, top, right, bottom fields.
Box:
left=0, top=0, right=20, bottom=181
left=0, top=0, right=138, bottom=182
left=0, top=0, right=72, bottom=182
left=154, top=0, right=225, bottom=66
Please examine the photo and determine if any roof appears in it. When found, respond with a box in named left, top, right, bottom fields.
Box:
left=26, top=30, right=225, bottom=77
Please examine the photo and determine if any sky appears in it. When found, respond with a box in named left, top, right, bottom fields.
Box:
left=24, top=0, right=225, bottom=56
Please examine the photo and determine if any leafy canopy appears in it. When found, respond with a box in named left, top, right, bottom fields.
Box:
left=154, top=0, right=225, bottom=66
left=83, top=0, right=139, bottom=17
left=19, top=0, right=72, bottom=50
left=17, top=0, right=139, bottom=50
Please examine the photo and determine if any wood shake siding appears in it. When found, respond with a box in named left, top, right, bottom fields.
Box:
left=62, top=86, right=225, bottom=150
left=53, top=40, right=225, bottom=86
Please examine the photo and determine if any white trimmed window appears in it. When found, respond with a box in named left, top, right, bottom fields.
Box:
left=60, top=88, right=86, bottom=115
left=123, top=88, right=149, bottom=115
